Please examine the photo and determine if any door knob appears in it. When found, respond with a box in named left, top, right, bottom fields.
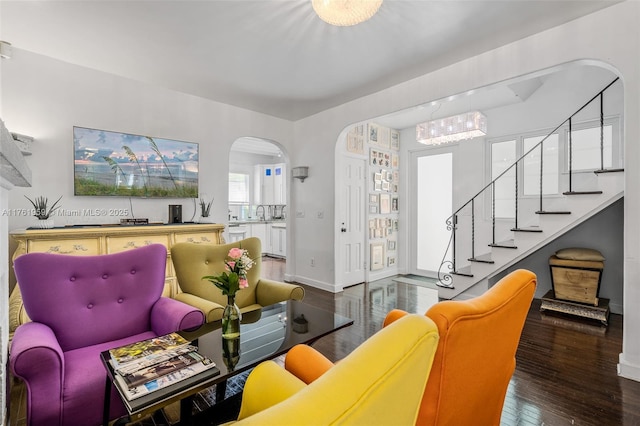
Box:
left=341, top=223, right=347, bottom=232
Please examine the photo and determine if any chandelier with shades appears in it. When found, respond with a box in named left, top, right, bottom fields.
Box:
left=416, top=111, right=488, bottom=145
left=311, top=0, right=383, bottom=26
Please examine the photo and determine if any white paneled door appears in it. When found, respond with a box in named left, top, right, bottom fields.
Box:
left=338, top=157, right=366, bottom=287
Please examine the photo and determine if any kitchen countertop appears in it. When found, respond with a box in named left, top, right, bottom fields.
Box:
left=229, top=220, right=286, bottom=226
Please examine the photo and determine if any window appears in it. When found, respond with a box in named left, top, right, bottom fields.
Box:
left=523, top=134, right=559, bottom=196
left=228, top=173, right=249, bottom=203
left=491, top=140, right=516, bottom=218
left=567, top=125, right=613, bottom=171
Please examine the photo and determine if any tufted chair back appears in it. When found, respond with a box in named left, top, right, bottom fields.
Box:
left=171, top=237, right=304, bottom=322
left=172, top=237, right=262, bottom=308
left=14, top=244, right=167, bottom=352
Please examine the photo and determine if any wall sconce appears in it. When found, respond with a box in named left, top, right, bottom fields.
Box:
left=292, top=166, right=309, bottom=182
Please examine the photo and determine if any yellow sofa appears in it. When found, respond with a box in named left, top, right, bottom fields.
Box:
left=230, top=314, right=440, bottom=425
left=170, top=237, right=304, bottom=322
left=285, top=269, right=537, bottom=426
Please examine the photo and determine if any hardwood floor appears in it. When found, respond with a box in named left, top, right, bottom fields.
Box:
left=8, top=257, right=640, bottom=425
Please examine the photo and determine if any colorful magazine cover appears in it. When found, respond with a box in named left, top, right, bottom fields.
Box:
left=120, top=352, right=206, bottom=389
left=109, top=332, right=190, bottom=365
left=114, top=354, right=217, bottom=401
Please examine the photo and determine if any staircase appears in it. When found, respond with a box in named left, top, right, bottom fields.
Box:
left=436, top=78, right=623, bottom=300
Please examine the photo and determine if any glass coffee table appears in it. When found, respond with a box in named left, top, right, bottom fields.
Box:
left=101, top=300, right=353, bottom=425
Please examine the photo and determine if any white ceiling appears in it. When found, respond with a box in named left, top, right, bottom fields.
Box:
left=1, top=0, right=620, bottom=122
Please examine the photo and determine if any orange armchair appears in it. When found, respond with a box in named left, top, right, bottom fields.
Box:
left=285, top=269, right=537, bottom=426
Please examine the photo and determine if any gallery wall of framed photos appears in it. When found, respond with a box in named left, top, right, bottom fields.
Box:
left=346, top=122, right=400, bottom=275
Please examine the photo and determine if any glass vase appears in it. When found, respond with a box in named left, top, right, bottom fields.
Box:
left=222, top=295, right=241, bottom=339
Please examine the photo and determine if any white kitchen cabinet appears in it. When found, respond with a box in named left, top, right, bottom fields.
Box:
left=228, top=226, right=248, bottom=242
left=270, top=223, right=286, bottom=258
left=249, top=223, right=269, bottom=254
left=254, top=163, right=286, bottom=205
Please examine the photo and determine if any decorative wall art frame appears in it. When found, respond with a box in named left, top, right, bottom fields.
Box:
left=388, top=240, right=396, bottom=251
left=392, top=197, right=399, bottom=212
left=388, top=256, right=396, bottom=267
left=391, top=130, right=400, bottom=151
left=346, top=124, right=365, bottom=155
left=379, top=193, right=391, bottom=214
left=392, top=153, right=399, bottom=169
left=370, top=242, right=385, bottom=270
left=368, top=123, right=380, bottom=146
left=369, top=204, right=379, bottom=214
left=369, top=193, right=379, bottom=204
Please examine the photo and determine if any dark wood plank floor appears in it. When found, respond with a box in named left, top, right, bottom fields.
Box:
left=9, top=257, right=640, bottom=425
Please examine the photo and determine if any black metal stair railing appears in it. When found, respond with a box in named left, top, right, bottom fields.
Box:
left=437, top=77, right=620, bottom=289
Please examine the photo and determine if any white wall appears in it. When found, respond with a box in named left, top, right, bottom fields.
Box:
left=2, top=48, right=293, bottom=232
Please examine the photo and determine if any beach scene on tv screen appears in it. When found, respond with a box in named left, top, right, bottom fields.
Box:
left=74, top=126, right=199, bottom=197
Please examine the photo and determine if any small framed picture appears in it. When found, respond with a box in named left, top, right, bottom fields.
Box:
left=391, top=197, right=399, bottom=212
left=370, top=242, right=385, bottom=270
left=380, top=193, right=391, bottom=214
left=374, top=181, right=382, bottom=191
left=369, top=193, right=379, bottom=204
left=382, top=181, right=390, bottom=192
left=387, top=256, right=396, bottom=266
left=388, top=240, right=396, bottom=251
left=369, top=204, right=379, bottom=214
left=391, top=130, right=400, bottom=151
left=374, top=172, right=382, bottom=182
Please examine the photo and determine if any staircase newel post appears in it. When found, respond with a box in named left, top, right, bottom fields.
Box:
left=491, top=181, right=496, bottom=245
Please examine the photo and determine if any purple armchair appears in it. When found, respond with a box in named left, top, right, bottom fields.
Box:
left=9, top=244, right=205, bottom=426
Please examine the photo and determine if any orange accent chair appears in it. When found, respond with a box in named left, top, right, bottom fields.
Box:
left=284, top=269, right=537, bottom=426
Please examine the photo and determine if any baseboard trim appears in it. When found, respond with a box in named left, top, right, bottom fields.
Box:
left=618, top=353, right=640, bottom=382
left=291, top=275, right=341, bottom=293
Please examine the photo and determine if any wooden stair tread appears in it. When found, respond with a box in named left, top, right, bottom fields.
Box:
left=512, top=226, right=543, bottom=233
left=536, top=210, right=571, bottom=215
left=594, top=168, right=624, bottom=174
left=452, top=266, right=473, bottom=277
left=469, top=254, right=495, bottom=264
left=563, top=190, right=603, bottom=195
left=489, top=239, right=517, bottom=249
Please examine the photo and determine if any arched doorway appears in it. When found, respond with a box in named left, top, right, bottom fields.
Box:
left=229, top=137, right=289, bottom=266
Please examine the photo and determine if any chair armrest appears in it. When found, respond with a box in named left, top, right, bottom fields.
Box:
left=10, top=322, right=65, bottom=425
left=237, top=360, right=306, bottom=421
left=151, top=297, right=205, bottom=335
left=284, top=344, right=335, bottom=384
left=255, top=278, right=305, bottom=306
left=383, top=308, right=410, bottom=328
left=174, top=292, right=224, bottom=323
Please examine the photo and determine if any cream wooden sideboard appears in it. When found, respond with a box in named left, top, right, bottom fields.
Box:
left=8, top=223, right=225, bottom=336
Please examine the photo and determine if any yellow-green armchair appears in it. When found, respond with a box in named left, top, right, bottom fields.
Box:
left=171, top=238, right=304, bottom=322
left=229, top=314, right=439, bottom=425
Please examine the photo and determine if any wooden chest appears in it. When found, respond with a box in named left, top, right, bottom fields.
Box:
left=549, top=255, right=604, bottom=306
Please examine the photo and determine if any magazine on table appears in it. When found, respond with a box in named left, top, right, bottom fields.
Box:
left=119, top=351, right=210, bottom=389
left=109, top=332, right=197, bottom=375
left=114, top=352, right=217, bottom=401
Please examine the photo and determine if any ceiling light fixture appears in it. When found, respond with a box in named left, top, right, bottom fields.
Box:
left=312, top=0, right=383, bottom=27
left=416, top=111, right=488, bottom=145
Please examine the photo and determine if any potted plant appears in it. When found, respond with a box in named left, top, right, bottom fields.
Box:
left=199, top=197, right=213, bottom=223
left=25, top=195, right=62, bottom=229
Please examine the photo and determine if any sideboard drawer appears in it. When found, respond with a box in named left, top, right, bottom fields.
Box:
left=106, top=235, right=171, bottom=253
left=174, top=232, right=220, bottom=245
left=28, top=238, right=100, bottom=255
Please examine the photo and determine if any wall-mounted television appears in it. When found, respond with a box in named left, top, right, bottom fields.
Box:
left=74, top=126, right=198, bottom=198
